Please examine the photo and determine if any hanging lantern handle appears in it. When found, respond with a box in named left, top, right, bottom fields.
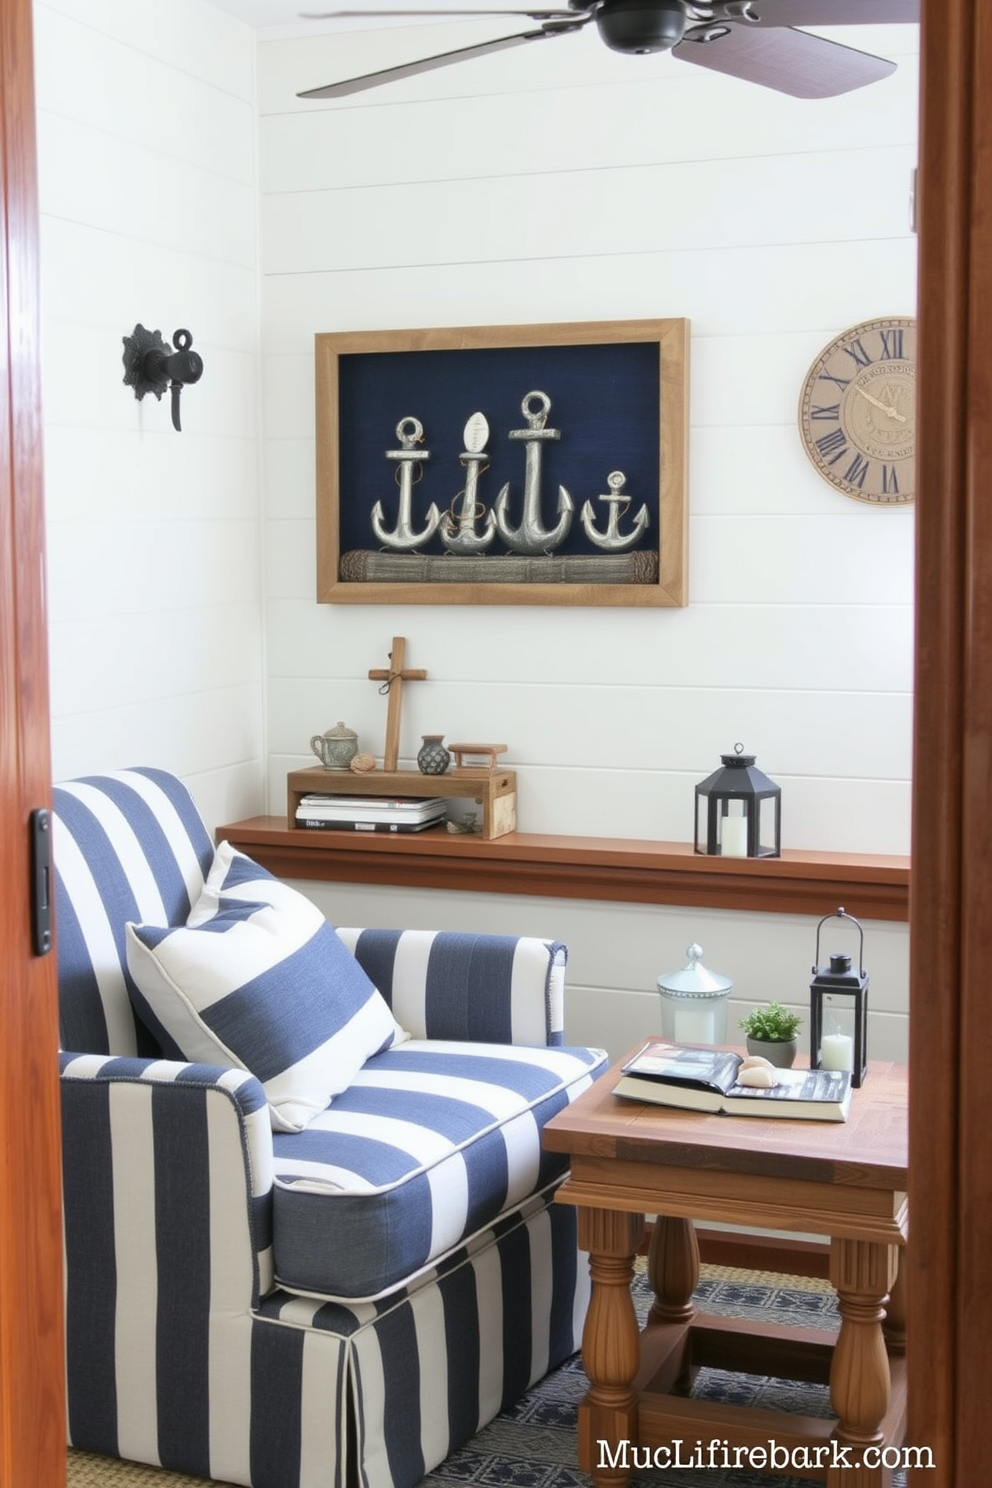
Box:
left=813, top=906, right=865, bottom=975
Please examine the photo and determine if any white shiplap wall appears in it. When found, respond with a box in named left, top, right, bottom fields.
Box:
left=30, top=4, right=917, bottom=1064
left=257, top=21, right=918, bottom=1059
left=35, top=0, right=266, bottom=830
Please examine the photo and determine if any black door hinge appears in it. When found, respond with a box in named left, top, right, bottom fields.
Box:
left=30, top=807, right=52, bottom=956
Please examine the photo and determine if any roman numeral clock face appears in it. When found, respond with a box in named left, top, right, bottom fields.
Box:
left=798, top=317, right=916, bottom=504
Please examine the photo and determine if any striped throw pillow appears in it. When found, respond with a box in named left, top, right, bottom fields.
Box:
left=125, top=842, right=403, bottom=1131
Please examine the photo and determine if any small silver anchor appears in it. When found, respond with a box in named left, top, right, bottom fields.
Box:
left=440, top=411, right=497, bottom=554
left=580, top=470, right=649, bottom=551
left=494, top=390, right=574, bottom=555
left=371, top=416, right=442, bottom=551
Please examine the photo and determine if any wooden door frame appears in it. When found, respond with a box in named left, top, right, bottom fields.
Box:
left=908, top=1, right=992, bottom=1482
left=0, top=0, right=66, bottom=1484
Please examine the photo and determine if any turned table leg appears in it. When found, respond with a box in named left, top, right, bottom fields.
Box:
left=577, top=1208, right=645, bottom=1488
left=647, top=1215, right=699, bottom=1326
left=828, top=1238, right=899, bottom=1488
left=646, top=1215, right=699, bottom=1394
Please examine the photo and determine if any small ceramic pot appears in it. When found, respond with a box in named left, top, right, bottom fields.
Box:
left=310, top=722, right=359, bottom=770
left=417, top=734, right=451, bottom=776
left=745, top=1036, right=798, bottom=1069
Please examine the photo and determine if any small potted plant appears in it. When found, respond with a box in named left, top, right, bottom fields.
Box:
left=739, top=1002, right=803, bottom=1068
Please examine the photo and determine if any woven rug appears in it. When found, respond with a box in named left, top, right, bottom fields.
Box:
left=67, top=1265, right=896, bottom=1488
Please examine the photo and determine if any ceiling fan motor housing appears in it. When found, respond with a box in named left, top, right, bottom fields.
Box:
left=595, top=0, right=688, bottom=54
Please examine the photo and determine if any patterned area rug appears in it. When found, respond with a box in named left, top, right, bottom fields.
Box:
left=421, top=1265, right=844, bottom=1488
left=68, top=1265, right=898, bottom=1488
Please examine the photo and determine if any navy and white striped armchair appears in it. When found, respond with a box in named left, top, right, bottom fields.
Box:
left=54, top=769, right=606, bottom=1488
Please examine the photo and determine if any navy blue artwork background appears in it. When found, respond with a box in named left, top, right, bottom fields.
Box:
left=336, top=341, right=660, bottom=559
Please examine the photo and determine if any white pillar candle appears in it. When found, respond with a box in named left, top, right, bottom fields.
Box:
left=721, top=817, right=748, bottom=857
left=820, top=1032, right=854, bottom=1071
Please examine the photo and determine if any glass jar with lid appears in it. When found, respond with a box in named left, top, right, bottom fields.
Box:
left=656, top=943, right=732, bottom=1045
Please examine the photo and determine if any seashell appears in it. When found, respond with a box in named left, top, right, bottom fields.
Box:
left=446, top=813, right=479, bottom=835
left=740, top=1055, right=775, bottom=1070
left=736, top=1066, right=779, bottom=1089
left=349, top=753, right=377, bottom=773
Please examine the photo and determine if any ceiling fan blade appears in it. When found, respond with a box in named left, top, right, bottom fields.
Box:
left=740, top=0, right=918, bottom=23
left=300, top=7, right=586, bottom=18
left=297, top=22, right=580, bottom=97
left=674, top=23, right=896, bottom=97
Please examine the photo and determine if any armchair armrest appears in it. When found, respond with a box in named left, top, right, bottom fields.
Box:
left=59, top=1053, right=275, bottom=1305
left=336, top=929, right=567, bottom=1046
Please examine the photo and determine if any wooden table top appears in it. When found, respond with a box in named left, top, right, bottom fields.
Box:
left=544, top=1049, right=908, bottom=1192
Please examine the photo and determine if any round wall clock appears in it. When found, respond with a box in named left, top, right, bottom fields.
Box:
left=798, top=316, right=916, bottom=504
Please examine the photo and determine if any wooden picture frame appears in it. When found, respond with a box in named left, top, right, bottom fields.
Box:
left=315, top=318, right=689, bottom=608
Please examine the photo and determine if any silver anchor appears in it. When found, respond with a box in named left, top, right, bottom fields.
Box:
left=371, top=416, right=442, bottom=551
left=580, top=470, right=650, bottom=552
left=440, top=411, right=497, bottom=554
left=494, top=390, right=574, bottom=555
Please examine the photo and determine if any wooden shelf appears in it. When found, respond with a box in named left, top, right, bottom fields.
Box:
left=216, top=816, right=910, bottom=922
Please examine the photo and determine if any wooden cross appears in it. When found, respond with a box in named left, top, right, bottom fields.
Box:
left=368, top=636, right=427, bottom=772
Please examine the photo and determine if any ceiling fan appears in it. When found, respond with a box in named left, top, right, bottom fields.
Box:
left=298, top=0, right=918, bottom=102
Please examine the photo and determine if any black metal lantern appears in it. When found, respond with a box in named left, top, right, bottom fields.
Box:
left=694, top=743, right=781, bottom=858
left=809, top=907, right=869, bottom=1088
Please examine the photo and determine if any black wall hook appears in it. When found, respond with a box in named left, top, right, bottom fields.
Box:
left=122, top=324, right=204, bottom=431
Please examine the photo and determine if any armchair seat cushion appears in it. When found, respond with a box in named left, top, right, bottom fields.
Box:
left=271, top=1039, right=603, bottom=1300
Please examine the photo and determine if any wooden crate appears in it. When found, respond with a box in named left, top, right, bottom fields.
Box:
left=287, top=766, right=517, bottom=841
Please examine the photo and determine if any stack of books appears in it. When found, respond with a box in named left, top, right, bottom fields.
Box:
left=295, top=794, right=448, bottom=834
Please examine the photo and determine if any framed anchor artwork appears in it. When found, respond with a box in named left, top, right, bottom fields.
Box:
left=314, top=319, right=689, bottom=608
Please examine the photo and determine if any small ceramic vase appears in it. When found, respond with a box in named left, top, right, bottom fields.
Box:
left=417, top=734, right=451, bottom=776
left=745, top=1036, right=798, bottom=1069
left=310, top=722, right=359, bottom=771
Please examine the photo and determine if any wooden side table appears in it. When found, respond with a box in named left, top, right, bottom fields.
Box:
left=542, top=1056, right=909, bottom=1488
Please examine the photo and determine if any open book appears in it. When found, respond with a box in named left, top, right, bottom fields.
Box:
left=613, top=1042, right=852, bottom=1122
